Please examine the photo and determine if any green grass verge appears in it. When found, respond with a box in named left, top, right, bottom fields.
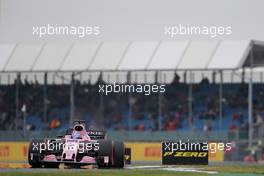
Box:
left=1, top=165, right=264, bottom=176
left=204, top=165, right=264, bottom=174
left=0, top=170, right=210, bottom=176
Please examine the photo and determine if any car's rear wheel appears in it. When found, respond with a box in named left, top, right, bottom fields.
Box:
left=112, top=141, right=125, bottom=168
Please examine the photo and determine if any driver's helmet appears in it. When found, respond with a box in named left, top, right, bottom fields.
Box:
left=71, top=131, right=81, bottom=139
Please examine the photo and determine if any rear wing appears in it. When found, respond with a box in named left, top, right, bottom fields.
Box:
left=87, top=130, right=106, bottom=140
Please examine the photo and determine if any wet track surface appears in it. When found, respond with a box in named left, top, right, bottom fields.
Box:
left=1, top=162, right=263, bottom=176
left=0, top=164, right=218, bottom=174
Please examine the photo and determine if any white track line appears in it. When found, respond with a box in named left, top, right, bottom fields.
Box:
left=126, top=165, right=218, bottom=174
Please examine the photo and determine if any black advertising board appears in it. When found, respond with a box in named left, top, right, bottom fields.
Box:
left=162, top=141, right=208, bottom=165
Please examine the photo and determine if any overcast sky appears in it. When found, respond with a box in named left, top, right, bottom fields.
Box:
left=0, top=0, right=263, bottom=42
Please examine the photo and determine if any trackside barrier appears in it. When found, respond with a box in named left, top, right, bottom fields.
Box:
left=0, top=142, right=224, bottom=163
left=0, top=142, right=28, bottom=162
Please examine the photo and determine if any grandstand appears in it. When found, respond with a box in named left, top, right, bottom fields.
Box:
left=1, top=39, right=264, bottom=161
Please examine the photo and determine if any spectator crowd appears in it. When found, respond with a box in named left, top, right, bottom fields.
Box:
left=1, top=74, right=264, bottom=133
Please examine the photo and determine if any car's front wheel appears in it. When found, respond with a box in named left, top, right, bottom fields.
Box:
left=28, top=139, right=43, bottom=168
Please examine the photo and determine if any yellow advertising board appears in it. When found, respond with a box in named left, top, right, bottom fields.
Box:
left=208, top=143, right=224, bottom=162
left=0, top=142, right=28, bottom=162
left=125, top=142, right=161, bottom=161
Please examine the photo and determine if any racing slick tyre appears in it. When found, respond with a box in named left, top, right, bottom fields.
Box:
left=97, top=140, right=113, bottom=168
left=28, top=139, right=43, bottom=168
left=112, top=141, right=125, bottom=168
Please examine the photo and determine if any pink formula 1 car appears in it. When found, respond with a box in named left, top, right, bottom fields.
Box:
left=28, top=120, right=125, bottom=168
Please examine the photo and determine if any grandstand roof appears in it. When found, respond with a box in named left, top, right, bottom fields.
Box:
left=0, top=40, right=263, bottom=85
left=0, top=40, right=259, bottom=72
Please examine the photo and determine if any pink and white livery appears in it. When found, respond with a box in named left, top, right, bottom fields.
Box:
left=28, top=120, right=125, bottom=168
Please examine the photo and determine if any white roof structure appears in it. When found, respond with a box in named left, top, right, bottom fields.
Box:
left=207, top=40, right=251, bottom=69
left=60, top=42, right=101, bottom=71
left=90, top=42, right=129, bottom=70
left=32, top=43, right=72, bottom=71
left=0, top=44, right=16, bottom=71
left=5, top=43, right=43, bottom=71
left=178, top=40, right=219, bottom=69
left=0, top=40, right=263, bottom=84
left=118, top=41, right=159, bottom=70
left=147, top=41, right=188, bottom=70
left=0, top=40, right=255, bottom=72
